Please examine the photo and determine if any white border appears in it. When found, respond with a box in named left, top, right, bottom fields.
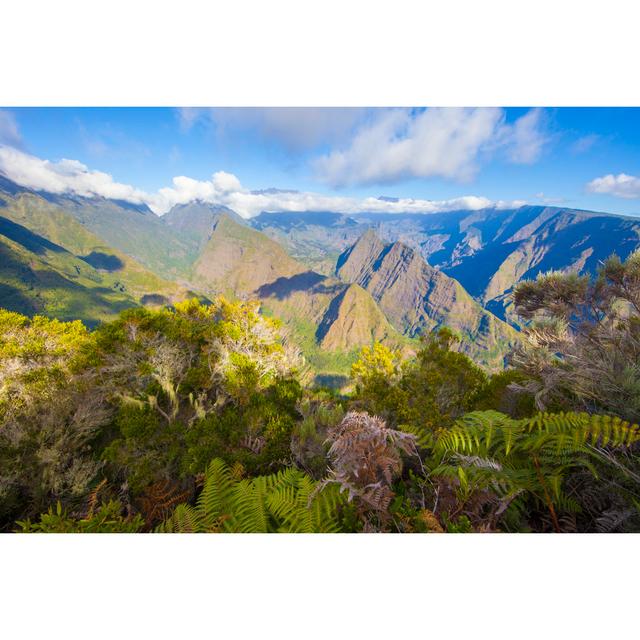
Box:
left=1, top=533, right=638, bottom=639
left=2, top=0, right=640, bottom=106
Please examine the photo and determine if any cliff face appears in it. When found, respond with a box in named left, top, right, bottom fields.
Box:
left=251, top=206, right=640, bottom=324
left=336, top=230, right=517, bottom=369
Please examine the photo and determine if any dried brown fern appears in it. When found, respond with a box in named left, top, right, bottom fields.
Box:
left=85, top=478, right=108, bottom=519
left=137, top=479, right=193, bottom=528
left=322, top=411, right=418, bottom=529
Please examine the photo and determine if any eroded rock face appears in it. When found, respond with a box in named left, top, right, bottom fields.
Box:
left=336, top=230, right=517, bottom=369
left=251, top=206, right=640, bottom=325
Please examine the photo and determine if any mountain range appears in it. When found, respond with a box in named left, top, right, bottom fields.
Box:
left=1, top=174, right=639, bottom=383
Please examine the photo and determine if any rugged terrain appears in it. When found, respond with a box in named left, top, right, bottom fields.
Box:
left=3, top=173, right=639, bottom=381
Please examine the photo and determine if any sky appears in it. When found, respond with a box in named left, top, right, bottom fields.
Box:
left=0, top=107, right=639, bottom=218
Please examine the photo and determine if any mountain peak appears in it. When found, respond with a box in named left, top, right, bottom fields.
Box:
left=336, top=232, right=516, bottom=369
left=335, top=228, right=385, bottom=276
left=192, top=213, right=306, bottom=296
left=316, top=283, right=397, bottom=351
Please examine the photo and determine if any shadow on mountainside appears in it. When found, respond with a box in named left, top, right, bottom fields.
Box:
left=80, top=251, right=125, bottom=272
left=0, top=283, right=41, bottom=316
left=0, top=216, right=67, bottom=256
left=255, top=271, right=327, bottom=300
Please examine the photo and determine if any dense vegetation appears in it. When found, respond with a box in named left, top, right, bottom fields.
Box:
left=4, top=252, right=640, bottom=533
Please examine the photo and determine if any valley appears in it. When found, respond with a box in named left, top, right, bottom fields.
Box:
left=2, top=174, right=639, bottom=382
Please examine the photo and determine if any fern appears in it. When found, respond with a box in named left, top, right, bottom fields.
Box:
left=157, top=459, right=345, bottom=533
left=432, top=410, right=640, bottom=532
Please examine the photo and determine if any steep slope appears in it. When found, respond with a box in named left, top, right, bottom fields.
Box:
left=192, top=214, right=409, bottom=381
left=250, top=205, right=640, bottom=323
left=336, top=230, right=517, bottom=369
left=316, top=283, right=397, bottom=351
left=0, top=186, right=192, bottom=325
left=192, top=213, right=309, bottom=295
left=257, top=273, right=409, bottom=384
left=0, top=220, right=143, bottom=324
left=39, top=190, right=197, bottom=279
left=162, top=201, right=246, bottom=254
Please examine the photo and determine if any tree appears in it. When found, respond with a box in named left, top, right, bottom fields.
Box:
left=350, top=329, right=488, bottom=446
left=98, top=298, right=302, bottom=496
left=512, top=252, right=640, bottom=421
left=0, top=310, right=107, bottom=527
left=350, top=342, right=405, bottom=419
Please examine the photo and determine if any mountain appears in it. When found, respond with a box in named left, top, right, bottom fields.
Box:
left=7, top=168, right=639, bottom=380
left=336, top=229, right=517, bottom=368
left=0, top=183, right=193, bottom=325
left=315, top=282, right=398, bottom=351
left=40, top=191, right=197, bottom=280
left=188, top=213, right=408, bottom=381
left=0, top=180, right=406, bottom=381
left=162, top=201, right=246, bottom=254
left=191, top=213, right=308, bottom=296
left=251, top=206, right=640, bottom=322
left=251, top=211, right=363, bottom=275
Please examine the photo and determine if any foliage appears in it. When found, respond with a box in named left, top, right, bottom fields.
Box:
left=290, top=394, right=345, bottom=478
left=512, top=251, right=640, bottom=421
left=431, top=410, right=640, bottom=532
left=16, top=500, right=144, bottom=533
left=322, top=411, right=418, bottom=530
left=0, top=310, right=108, bottom=526
left=350, top=342, right=405, bottom=417
left=473, top=369, right=536, bottom=418
left=0, top=309, right=95, bottom=415
left=97, top=298, right=301, bottom=490
left=4, top=260, right=640, bottom=534
left=350, top=329, right=487, bottom=446
left=158, top=458, right=346, bottom=533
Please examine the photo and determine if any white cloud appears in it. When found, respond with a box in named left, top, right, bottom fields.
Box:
left=0, top=110, right=22, bottom=148
left=506, top=108, right=547, bottom=164
left=178, top=107, right=368, bottom=151
left=587, top=173, right=640, bottom=199
left=314, top=107, right=548, bottom=187
left=152, top=171, right=523, bottom=217
left=0, top=144, right=525, bottom=217
left=0, top=144, right=150, bottom=204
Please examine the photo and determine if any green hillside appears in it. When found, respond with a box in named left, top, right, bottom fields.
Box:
left=0, top=190, right=192, bottom=325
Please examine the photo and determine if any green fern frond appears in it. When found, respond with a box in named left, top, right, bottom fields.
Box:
left=158, top=458, right=345, bottom=533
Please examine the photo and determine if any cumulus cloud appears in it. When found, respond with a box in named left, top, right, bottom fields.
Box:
left=0, top=144, right=525, bottom=217
left=587, top=173, right=640, bottom=199
left=0, top=110, right=22, bottom=148
left=314, top=107, right=548, bottom=188
left=0, top=144, right=151, bottom=204
left=178, top=107, right=368, bottom=151
left=152, top=171, right=523, bottom=217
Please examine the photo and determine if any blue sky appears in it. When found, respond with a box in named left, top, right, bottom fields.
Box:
left=1, top=107, right=639, bottom=217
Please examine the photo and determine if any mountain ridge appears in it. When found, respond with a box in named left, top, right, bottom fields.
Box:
left=336, top=229, right=517, bottom=368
